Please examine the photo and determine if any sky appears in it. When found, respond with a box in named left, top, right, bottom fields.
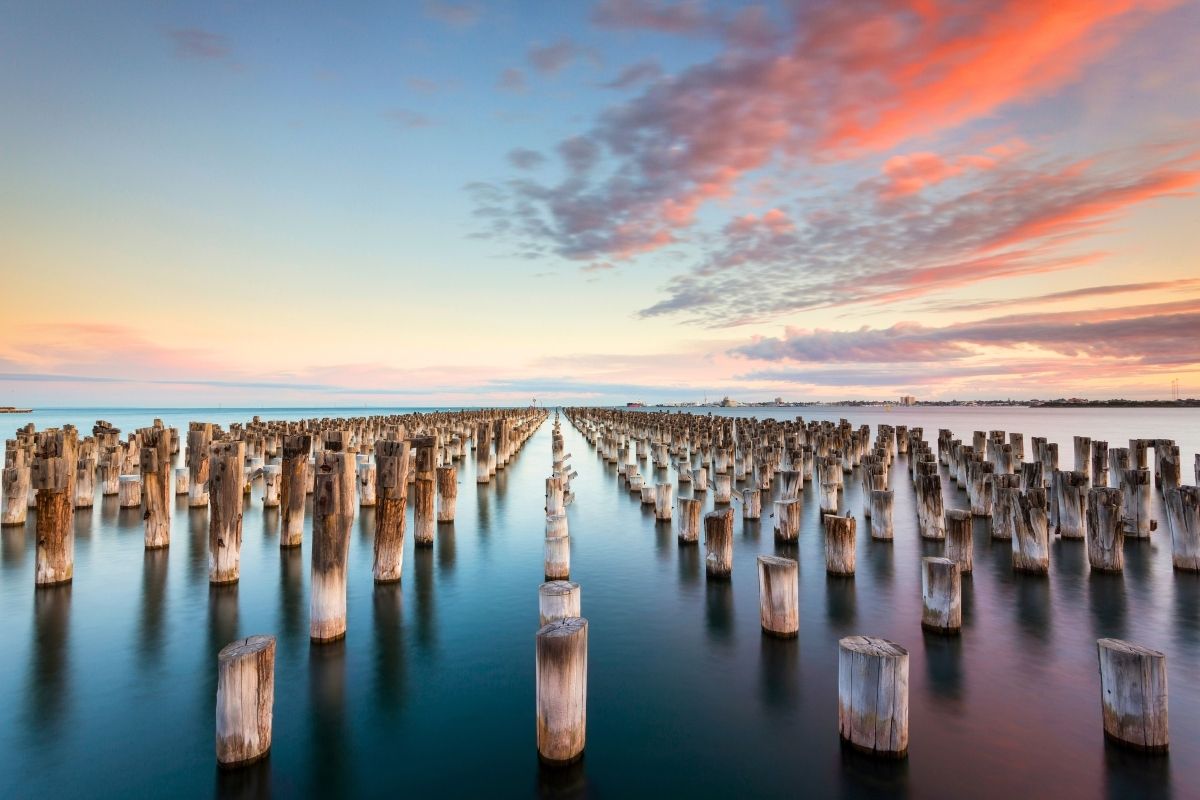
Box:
left=1, top=0, right=1198, bottom=406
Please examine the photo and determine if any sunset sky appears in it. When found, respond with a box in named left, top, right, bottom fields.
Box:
left=2, top=0, right=1198, bottom=406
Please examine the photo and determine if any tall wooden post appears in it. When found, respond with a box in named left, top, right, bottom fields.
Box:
left=374, top=439, right=411, bottom=582
left=208, top=441, right=246, bottom=583
left=311, top=450, right=355, bottom=642
left=140, top=427, right=172, bottom=549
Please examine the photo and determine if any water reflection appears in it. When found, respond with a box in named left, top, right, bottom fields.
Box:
left=704, top=579, right=734, bottom=644
left=922, top=630, right=964, bottom=706
left=207, top=583, right=240, bottom=660
left=1088, top=572, right=1127, bottom=643
left=213, top=758, right=272, bottom=800
left=26, top=583, right=71, bottom=741
left=413, top=546, right=436, bottom=651
left=1102, top=741, right=1170, bottom=800
left=308, top=640, right=349, bottom=796
left=825, top=576, right=857, bottom=629
left=865, top=538, right=894, bottom=594
left=188, top=506, right=210, bottom=586
left=1174, top=570, right=1200, bottom=647
left=654, top=520, right=672, bottom=562
left=1014, top=573, right=1051, bottom=644
left=677, top=539, right=700, bottom=587
left=758, top=635, right=800, bottom=712
left=260, top=507, right=279, bottom=547
left=372, top=582, right=406, bottom=714
left=535, top=755, right=587, bottom=799
left=138, top=548, right=169, bottom=669
left=438, top=523, right=457, bottom=575
left=2, top=526, right=25, bottom=570
left=839, top=738, right=909, bottom=798
left=278, top=546, right=305, bottom=650
left=356, top=507, right=374, bottom=545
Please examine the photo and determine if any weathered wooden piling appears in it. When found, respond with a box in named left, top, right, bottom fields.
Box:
left=704, top=508, right=734, bottom=578
left=678, top=497, right=703, bottom=543
left=261, top=464, right=281, bottom=507
left=1087, top=487, right=1124, bottom=572
left=536, top=617, right=588, bottom=765
left=921, top=557, right=961, bottom=633
left=208, top=441, right=246, bottom=583
left=714, top=472, right=732, bottom=504
left=1011, top=488, right=1049, bottom=574
left=436, top=465, right=457, bottom=522
left=944, top=509, right=973, bottom=573
left=869, top=489, right=893, bottom=540
left=412, top=436, right=437, bottom=546
left=740, top=487, right=761, bottom=520
left=73, top=459, right=94, bottom=508
left=139, top=428, right=173, bottom=548
left=1074, top=435, right=1092, bottom=483
left=311, top=450, right=355, bottom=642
left=215, top=635, right=276, bottom=768
left=774, top=498, right=801, bottom=543
left=2, top=462, right=30, bottom=526
left=916, top=473, right=945, bottom=539
left=838, top=636, right=908, bottom=758
left=1164, top=486, right=1199, bottom=571
left=1120, top=467, right=1152, bottom=538
left=1096, top=639, right=1168, bottom=752
left=35, top=456, right=73, bottom=586
left=174, top=467, right=189, bottom=496
left=280, top=434, right=311, bottom=548
left=187, top=424, right=212, bottom=507
left=118, top=474, right=142, bottom=508
left=654, top=482, right=673, bottom=521
left=373, top=439, right=411, bottom=582
left=819, top=480, right=839, bottom=515
left=824, top=514, right=856, bottom=576
left=1053, top=470, right=1088, bottom=539
left=538, top=581, right=581, bottom=627
left=757, top=555, right=799, bottom=637
left=544, top=534, right=570, bottom=580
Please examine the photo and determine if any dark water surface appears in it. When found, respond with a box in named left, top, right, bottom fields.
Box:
left=0, top=406, right=1197, bottom=798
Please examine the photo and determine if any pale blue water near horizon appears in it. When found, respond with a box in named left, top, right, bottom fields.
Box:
left=0, top=405, right=1197, bottom=798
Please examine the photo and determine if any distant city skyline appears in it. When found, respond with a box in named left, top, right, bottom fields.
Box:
left=2, top=1, right=1197, bottom=405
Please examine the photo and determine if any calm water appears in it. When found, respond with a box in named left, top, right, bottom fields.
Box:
left=0, top=406, right=1197, bottom=799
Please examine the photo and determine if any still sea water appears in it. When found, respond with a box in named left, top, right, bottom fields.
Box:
left=0, top=405, right=1197, bottom=798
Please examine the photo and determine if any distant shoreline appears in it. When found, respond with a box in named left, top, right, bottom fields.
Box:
left=0, top=407, right=33, bottom=413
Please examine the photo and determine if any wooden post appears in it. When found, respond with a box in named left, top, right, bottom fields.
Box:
left=740, top=487, right=761, bottom=520
left=1074, top=435, right=1092, bottom=483
left=991, top=479, right=1019, bottom=540
left=654, top=482, right=673, bottom=521
left=678, top=497, right=703, bottom=543
left=544, top=534, right=570, bottom=580
left=35, top=457, right=73, bottom=586
left=1120, top=468, right=1152, bottom=538
left=921, top=557, right=961, bottom=633
left=357, top=460, right=376, bottom=507
left=436, top=465, right=457, bottom=522
left=1096, top=639, right=1168, bottom=752
left=139, top=428, right=172, bottom=548
left=819, top=481, right=838, bottom=515
left=1087, top=487, right=1124, bottom=572
left=311, top=450, right=355, bottom=642
left=174, top=467, right=189, bottom=496
left=1164, top=486, right=1199, bottom=571
left=374, top=439, right=410, bottom=582
left=209, top=441, right=246, bottom=583
left=869, top=490, right=893, bottom=540
left=692, top=466, right=708, bottom=491
left=944, top=509, right=973, bottom=573
left=774, top=498, right=801, bottom=543
left=280, top=435, right=310, bottom=548
left=1053, top=470, right=1088, bottom=539
left=261, top=464, right=281, bottom=508
left=824, top=514, right=856, bottom=576
left=536, top=617, right=587, bottom=765
left=73, top=458, right=95, bottom=508
left=2, top=463, right=30, bottom=526
left=714, top=472, right=732, bottom=504
left=187, top=424, right=212, bottom=507
left=119, top=475, right=142, bottom=508
left=838, top=636, right=908, bottom=758
left=412, top=436, right=436, bottom=546
left=538, top=580, right=581, bottom=627
left=757, top=555, right=799, bottom=637
left=215, top=635, right=276, bottom=768
left=916, top=473, right=945, bottom=539
left=704, top=508, right=734, bottom=578
left=1011, top=487, right=1049, bottom=574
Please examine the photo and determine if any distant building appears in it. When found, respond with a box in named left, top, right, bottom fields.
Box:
left=774, top=397, right=784, bottom=405
left=719, top=396, right=740, bottom=407
left=899, top=395, right=917, bottom=406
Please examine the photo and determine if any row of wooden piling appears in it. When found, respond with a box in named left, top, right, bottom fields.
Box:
left=563, top=407, right=1175, bottom=755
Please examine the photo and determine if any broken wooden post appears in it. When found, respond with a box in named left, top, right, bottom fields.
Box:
left=774, top=498, right=801, bottom=543
left=944, top=509, right=973, bottom=573
left=187, top=424, right=212, bottom=507
left=869, top=490, right=893, bottom=540
left=704, top=508, right=734, bottom=578
left=678, top=497, right=703, bottom=543
left=412, top=436, right=436, bottom=546
left=757, top=555, right=799, bottom=638
left=654, top=482, right=673, bottom=521
left=2, top=461, right=30, bottom=526
left=1120, top=467, right=1152, bottom=538
left=741, top=487, right=761, bottom=520
left=140, top=428, right=173, bottom=549
left=538, top=581, right=581, bottom=627
left=208, top=441, right=246, bottom=583
left=215, top=634, right=276, bottom=768
left=916, top=473, right=945, bottom=540
left=357, top=459, right=376, bottom=508
left=1096, top=638, right=1168, bottom=752
left=1164, top=486, right=1199, bottom=571
left=119, top=475, right=142, bottom=508
left=35, top=456, right=73, bottom=586
left=1087, top=487, right=1124, bottom=572
left=838, top=636, right=908, bottom=758
left=373, top=439, right=410, bottom=582
left=714, top=472, right=732, bottom=504
left=536, top=617, right=588, bottom=765
left=824, top=514, right=856, bottom=576
left=1053, top=470, right=1088, bottom=539
left=436, top=464, right=457, bottom=522
left=921, top=557, right=961, bottom=633
left=280, top=434, right=311, bottom=548
left=1011, top=488, right=1049, bottom=574
left=174, top=467, right=189, bottom=496
left=262, top=464, right=281, bottom=508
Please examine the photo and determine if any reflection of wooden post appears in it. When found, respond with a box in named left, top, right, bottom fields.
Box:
left=374, top=439, right=410, bottom=582
left=35, top=456, right=73, bottom=586
left=757, top=555, right=798, bottom=637
left=1096, top=638, right=1168, bottom=752
left=216, top=635, right=276, bottom=768
left=209, top=441, right=246, bottom=583
left=838, top=636, right=908, bottom=758
left=536, top=618, right=587, bottom=765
